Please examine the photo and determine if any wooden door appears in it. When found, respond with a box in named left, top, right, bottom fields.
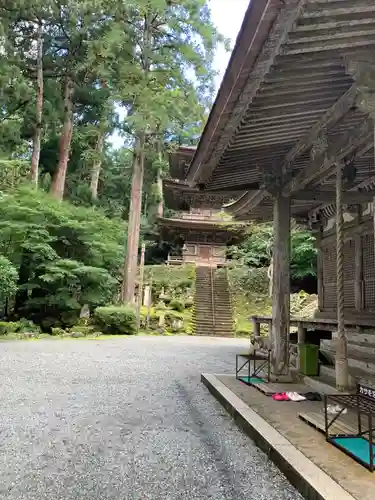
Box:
left=199, top=245, right=211, bottom=260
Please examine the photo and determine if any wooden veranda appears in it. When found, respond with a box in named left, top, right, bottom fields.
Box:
left=182, top=0, right=375, bottom=389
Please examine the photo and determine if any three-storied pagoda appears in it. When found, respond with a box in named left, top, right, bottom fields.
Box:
left=158, top=147, right=247, bottom=266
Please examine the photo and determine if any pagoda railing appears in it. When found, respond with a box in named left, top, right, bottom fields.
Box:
left=178, top=212, right=228, bottom=222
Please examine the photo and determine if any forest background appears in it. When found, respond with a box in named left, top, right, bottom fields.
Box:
left=0, top=0, right=317, bottom=336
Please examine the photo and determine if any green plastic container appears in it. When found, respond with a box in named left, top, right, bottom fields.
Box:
left=299, top=343, right=319, bottom=376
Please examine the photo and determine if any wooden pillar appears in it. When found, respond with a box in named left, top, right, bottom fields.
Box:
left=297, top=322, right=306, bottom=371
left=335, top=162, right=349, bottom=391
left=252, top=317, right=261, bottom=337
left=315, top=226, right=324, bottom=311
left=271, top=193, right=291, bottom=378
left=354, top=210, right=363, bottom=312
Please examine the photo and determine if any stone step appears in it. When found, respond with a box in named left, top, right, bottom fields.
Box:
left=192, top=320, right=233, bottom=326
left=193, top=314, right=232, bottom=320
left=321, top=340, right=375, bottom=373
left=320, top=365, right=375, bottom=386
left=193, top=325, right=233, bottom=331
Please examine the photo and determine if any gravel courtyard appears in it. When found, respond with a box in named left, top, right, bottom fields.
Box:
left=0, top=336, right=303, bottom=500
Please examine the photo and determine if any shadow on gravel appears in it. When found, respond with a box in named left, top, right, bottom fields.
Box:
left=174, top=381, right=248, bottom=500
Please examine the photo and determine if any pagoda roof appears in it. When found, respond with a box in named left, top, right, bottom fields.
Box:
left=157, top=216, right=247, bottom=244
left=183, top=0, right=375, bottom=222
left=163, top=178, right=243, bottom=211
left=169, top=146, right=196, bottom=180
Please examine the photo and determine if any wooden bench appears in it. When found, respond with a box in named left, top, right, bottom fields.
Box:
left=299, top=411, right=356, bottom=436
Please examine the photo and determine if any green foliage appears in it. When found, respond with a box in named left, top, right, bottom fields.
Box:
left=0, top=321, right=19, bottom=336
left=291, top=231, right=317, bottom=278
left=16, top=318, right=41, bottom=333
left=68, top=325, right=95, bottom=337
left=51, top=327, right=66, bottom=337
left=0, top=255, right=18, bottom=305
left=0, top=187, right=124, bottom=327
left=228, top=267, right=269, bottom=297
left=169, top=299, right=185, bottom=312
left=144, top=264, right=195, bottom=297
left=116, top=1, right=224, bottom=140
left=229, top=224, right=273, bottom=267
left=0, top=319, right=40, bottom=336
left=0, top=1, right=230, bottom=330
left=93, top=305, right=137, bottom=335
left=0, top=160, right=29, bottom=190
left=229, top=223, right=317, bottom=279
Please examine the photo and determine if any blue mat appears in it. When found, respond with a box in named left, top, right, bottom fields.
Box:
left=331, top=436, right=374, bottom=466
left=239, top=376, right=265, bottom=384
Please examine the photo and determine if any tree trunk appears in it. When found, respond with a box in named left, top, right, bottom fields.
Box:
left=50, top=76, right=74, bottom=201
left=121, top=134, right=145, bottom=303
left=90, top=132, right=105, bottom=200
left=30, top=22, right=43, bottom=187
left=156, top=153, right=163, bottom=218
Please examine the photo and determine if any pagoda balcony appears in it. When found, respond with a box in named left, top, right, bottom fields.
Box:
left=166, top=252, right=231, bottom=268
left=178, top=211, right=228, bottom=222
left=166, top=254, right=194, bottom=266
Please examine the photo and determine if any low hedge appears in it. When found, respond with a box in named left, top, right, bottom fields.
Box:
left=93, top=305, right=137, bottom=335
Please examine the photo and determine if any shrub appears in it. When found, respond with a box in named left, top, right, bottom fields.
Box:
left=51, top=327, right=66, bottom=337
left=228, top=267, right=269, bottom=297
left=93, top=305, right=137, bottom=335
left=0, top=321, right=19, bottom=336
left=68, top=325, right=95, bottom=337
left=169, top=299, right=185, bottom=312
left=17, top=318, right=41, bottom=334
left=0, top=255, right=18, bottom=304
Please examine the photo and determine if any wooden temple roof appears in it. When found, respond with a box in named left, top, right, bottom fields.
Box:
left=163, top=179, right=243, bottom=211
left=182, top=0, right=375, bottom=222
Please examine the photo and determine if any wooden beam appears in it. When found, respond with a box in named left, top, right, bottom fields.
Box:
left=283, top=38, right=375, bottom=56
left=284, top=118, right=373, bottom=196
left=284, top=86, right=358, bottom=167
left=224, top=189, right=268, bottom=216
left=187, top=0, right=305, bottom=185
left=293, top=190, right=375, bottom=204
left=229, top=86, right=360, bottom=213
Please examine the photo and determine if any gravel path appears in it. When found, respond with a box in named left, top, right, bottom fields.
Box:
left=0, top=336, right=303, bottom=500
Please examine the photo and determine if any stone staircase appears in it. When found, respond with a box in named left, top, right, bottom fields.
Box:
left=313, top=330, right=375, bottom=387
left=192, top=266, right=234, bottom=337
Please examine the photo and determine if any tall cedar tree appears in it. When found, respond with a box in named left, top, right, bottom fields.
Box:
left=44, top=0, right=116, bottom=200
left=0, top=1, right=51, bottom=176
left=116, top=0, right=223, bottom=302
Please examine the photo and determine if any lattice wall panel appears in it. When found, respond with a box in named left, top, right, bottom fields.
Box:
left=322, top=244, right=336, bottom=284
left=322, top=238, right=356, bottom=311
left=343, top=239, right=356, bottom=282
left=362, top=233, right=375, bottom=311
left=344, top=285, right=356, bottom=309
left=364, top=282, right=375, bottom=310
left=323, top=284, right=337, bottom=309
left=363, top=233, right=375, bottom=280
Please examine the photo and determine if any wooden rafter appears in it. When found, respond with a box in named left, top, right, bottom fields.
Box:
left=187, top=0, right=306, bottom=185
left=283, top=118, right=373, bottom=196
